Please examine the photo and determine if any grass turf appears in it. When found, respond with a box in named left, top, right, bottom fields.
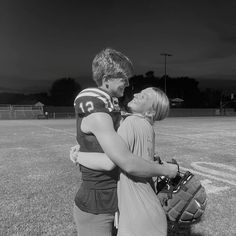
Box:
left=0, top=117, right=236, bottom=236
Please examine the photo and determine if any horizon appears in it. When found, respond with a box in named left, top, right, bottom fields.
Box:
left=1, top=75, right=236, bottom=95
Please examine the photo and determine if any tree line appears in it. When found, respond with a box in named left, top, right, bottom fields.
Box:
left=120, top=71, right=230, bottom=108
left=0, top=74, right=233, bottom=108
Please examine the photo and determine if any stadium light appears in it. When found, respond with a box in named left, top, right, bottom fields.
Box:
left=160, top=53, right=172, bottom=94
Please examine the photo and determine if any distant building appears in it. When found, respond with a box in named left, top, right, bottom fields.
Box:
left=17, top=99, right=44, bottom=107
left=34, top=101, right=44, bottom=107
left=170, top=98, right=184, bottom=107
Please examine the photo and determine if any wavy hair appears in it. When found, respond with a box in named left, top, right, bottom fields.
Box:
left=92, top=48, right=134, bottom=86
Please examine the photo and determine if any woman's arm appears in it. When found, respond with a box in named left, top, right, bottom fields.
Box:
left=70, top=145, right=177, bottom=178
left=70, top=145, right=116, bottom=171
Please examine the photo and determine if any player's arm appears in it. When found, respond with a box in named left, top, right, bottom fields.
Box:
left=81, top=112, right=177, bottom=178
left=70, top=145, right=116, bottom=171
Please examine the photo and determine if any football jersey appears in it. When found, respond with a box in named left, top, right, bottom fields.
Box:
left=74, top=87, right=121, bottom=214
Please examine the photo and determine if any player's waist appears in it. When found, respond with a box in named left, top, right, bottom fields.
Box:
left=81, top=179, right=117, bottom=190
left=75, top=182, right=118, bottom=214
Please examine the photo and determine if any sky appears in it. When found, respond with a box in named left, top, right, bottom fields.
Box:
left=0, top=0, right=236, bottom=93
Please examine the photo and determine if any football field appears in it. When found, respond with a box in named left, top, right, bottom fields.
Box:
left=0, top=117, right=236, bottom=236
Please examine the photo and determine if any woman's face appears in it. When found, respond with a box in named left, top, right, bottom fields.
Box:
left=127, top=88, right=155, bottom=114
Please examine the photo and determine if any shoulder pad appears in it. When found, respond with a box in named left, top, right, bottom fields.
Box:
left=74, top=88, right=114, bottom=115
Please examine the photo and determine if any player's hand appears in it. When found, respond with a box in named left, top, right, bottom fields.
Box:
left=162, top=162, right=178, bottom=179
left=70, top=144, right=81, bottom=164
left=153, top=153, right=163, bottom=164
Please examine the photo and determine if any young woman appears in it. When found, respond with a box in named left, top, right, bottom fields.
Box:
left=71, top=87, right=171, bottom=236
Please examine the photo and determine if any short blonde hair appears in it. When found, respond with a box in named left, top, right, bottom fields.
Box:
left=92, top=48, right=134, bottom=86
left=150, top=87, right=170, bottom=121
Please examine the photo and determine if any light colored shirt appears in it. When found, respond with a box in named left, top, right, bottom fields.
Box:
left=117, top=115, right=167, bottom=236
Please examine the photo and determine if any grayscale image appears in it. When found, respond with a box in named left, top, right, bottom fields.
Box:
left=0, top=1, right=235, bottom=236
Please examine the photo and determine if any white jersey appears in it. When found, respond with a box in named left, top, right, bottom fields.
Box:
left=117, top=115, right=167, bottom=236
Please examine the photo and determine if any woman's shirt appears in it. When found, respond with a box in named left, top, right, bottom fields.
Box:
left=117, top=115, right=167, bottom=236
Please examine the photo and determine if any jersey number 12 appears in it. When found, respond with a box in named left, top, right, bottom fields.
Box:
left=79, top=101, right=94, bottom=113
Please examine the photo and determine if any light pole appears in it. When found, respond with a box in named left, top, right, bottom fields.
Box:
left=160, top=53, right=172, bottom=94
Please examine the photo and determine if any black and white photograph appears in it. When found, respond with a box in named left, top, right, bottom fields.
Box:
left=0, top=1, right=236, bottom=235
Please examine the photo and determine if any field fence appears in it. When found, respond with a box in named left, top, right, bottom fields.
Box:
left=0, top=104, right=75, bottom=120
left=47, top=112, right=75, bottom=119
left=0, top=104, right=235, bottom=120
left=169, top=108, right=236, bottom=117
left=0, top=104, right=44, bottom=119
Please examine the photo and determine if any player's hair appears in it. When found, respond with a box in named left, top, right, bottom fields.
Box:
left=150, top=87, right=170, bottom=121
left=92, top=48, right=134, bottom=86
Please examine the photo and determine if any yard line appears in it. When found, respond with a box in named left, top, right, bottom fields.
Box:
left=156, top=124, right=236, bottom=133
left=191, top=162, right=236, bottom=179
left=0, top=147, right=29, bottom=150
left=37, top=125, right=75, bottom=136
left=180, top=166, right=236, bottom=187
left=200, top=179, right=230, bottom=194
left=156, top=132, right=209, bottom=143
left=156, top=131, right=235, bottom=145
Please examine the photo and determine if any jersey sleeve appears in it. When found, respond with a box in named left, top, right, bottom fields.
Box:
left=74, top=89, right=113, bottom=116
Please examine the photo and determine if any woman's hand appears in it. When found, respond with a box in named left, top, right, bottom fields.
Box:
left=70, top=144, right=81, bottom=164
left=162, top=162, right=178, bottom=179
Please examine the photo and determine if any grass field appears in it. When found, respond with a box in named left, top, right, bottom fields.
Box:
left=0, top=117, right=236, bottom=236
